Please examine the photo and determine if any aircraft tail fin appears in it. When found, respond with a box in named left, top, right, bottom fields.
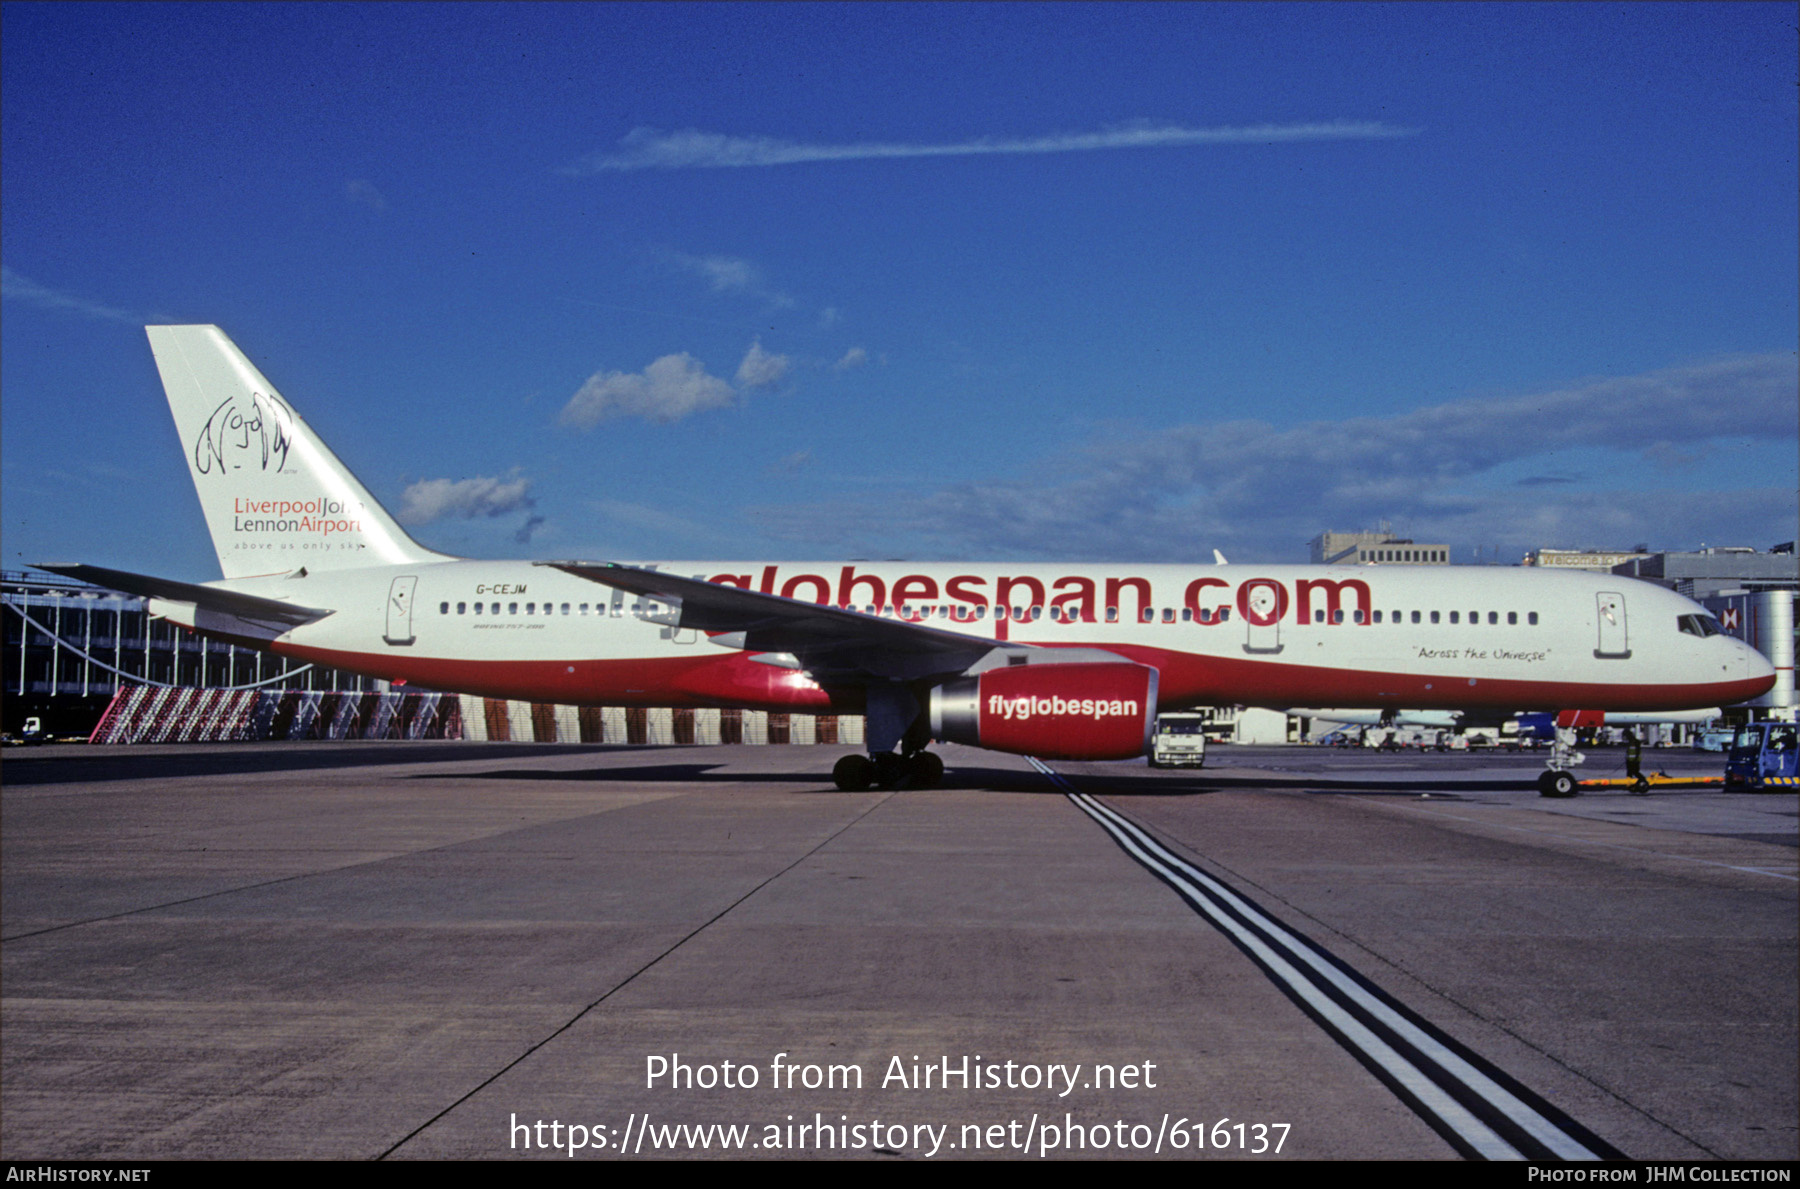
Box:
left=146, top=325, right=452, bottom=579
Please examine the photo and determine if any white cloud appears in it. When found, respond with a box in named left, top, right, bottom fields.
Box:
left=398, top=475, right=534, bottom=525
left=736, top=339, right=792, bottom=390
left=1, top=266, right=137, bottom=324
left=833, top=346, right=869, bottom=371
left=670, top=251, right=795, bottom=308
left=677, top=253, right=755, bottom=293
left=344, top=179, right=387, bottom=211
left=559, top=353, right=737, bottom=428
left=749, top=354, right=1799, bottom=562
left=568, top=120, right=1420, bottom=173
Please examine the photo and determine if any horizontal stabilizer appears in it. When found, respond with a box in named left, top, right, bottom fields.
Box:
left=33, top=564, right=332, bottom=627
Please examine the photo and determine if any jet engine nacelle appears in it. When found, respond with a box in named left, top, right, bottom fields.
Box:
left=928, top=661, right=1158, bottom=761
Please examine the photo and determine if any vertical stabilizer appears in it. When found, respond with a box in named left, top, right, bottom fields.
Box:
left=147, top=325, right=452, bottom=578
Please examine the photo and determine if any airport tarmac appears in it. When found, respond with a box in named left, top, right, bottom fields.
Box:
left=2, top=741, right=1794, bottom=1161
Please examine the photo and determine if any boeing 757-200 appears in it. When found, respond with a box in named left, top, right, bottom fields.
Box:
left=38, top=326, right=1776, bottom=790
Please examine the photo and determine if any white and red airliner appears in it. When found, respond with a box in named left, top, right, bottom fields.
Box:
left=41, top=326, right=1775, bottom=790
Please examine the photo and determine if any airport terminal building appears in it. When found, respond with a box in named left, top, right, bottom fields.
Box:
left=0, top=569, right=863, bottom=747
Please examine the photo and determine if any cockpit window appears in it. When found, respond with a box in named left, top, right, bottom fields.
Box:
left=1678, top=614, right=1724, bottom=638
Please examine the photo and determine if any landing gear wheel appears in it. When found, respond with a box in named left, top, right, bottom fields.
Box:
left=1538, top=770, right=1579, bottom=798
left=910, top=751, right=944, bottom=788
left=833, top=754, right=875, bottom=792
left=873, top=752, right=908, bottom=789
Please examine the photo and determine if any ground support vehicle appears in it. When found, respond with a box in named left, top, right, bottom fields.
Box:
left=1724, top=722, right=1799, bottom=791
left=1148, top=713, right=1207, bottom=769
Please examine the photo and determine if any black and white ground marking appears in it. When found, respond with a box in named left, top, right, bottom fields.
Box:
left=1028, top=757, right=1625, bottom=1161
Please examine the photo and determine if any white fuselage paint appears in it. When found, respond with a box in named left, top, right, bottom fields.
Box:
left=152, top=559, right=1774, bottom=714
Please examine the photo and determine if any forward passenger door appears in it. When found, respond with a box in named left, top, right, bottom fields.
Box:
left=1595, top=591, right=1630, bottom=658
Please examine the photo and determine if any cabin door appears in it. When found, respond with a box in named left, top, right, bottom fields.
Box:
left=1595, top=591, right=1630, bottom=658
left=384, top=576, right=417, bottom=646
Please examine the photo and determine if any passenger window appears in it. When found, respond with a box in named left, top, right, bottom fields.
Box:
left=1488, top=612, right=1497, bottom=625
left=509, top=602, right=518, bottom=615
left=1430, top=611, right=1440, bottom=624
left=526, top=603, right=535, bottom=615
left=1352, top=610, right=1364, bottom=624
left=1140, top=608, right=1153, bottom=623
left=457, top=602, right=466, bottom=615
left=1313, top=610, right=1324, bottom=623
left=1373, top=611, right=1382, bottom=624
left=1181, top=608, right=1192, bottom=622
left=440, top=602, right=449, bottom=615
left=1450, top=611, right=1459, bottom=624
left=1507, top=612, right=1517, bottom=625
left=1106, top=607, right=1118, bottom=622
left=1528, top=612, right=1538, bottom=626
left=1333, top=610, right=1345, bottom=624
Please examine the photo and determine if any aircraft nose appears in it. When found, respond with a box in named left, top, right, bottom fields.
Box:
left=1739, top=638, right=1777, bottom=690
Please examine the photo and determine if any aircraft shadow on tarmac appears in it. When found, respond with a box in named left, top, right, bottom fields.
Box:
left=425, top=761, right=1228, bottom=795
left=424, top=760, right=1100, bottom=794
left=421, top=755, right=1159, bottom=791
left=8, top=745, right=1565, bottom=796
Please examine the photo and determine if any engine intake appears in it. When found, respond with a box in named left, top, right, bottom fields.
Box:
left=929, top=661, right=1158, bottom=760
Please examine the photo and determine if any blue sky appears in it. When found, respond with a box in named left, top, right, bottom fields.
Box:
left=4, top=2, right=1795, bottom=581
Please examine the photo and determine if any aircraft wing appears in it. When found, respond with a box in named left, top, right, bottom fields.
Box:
left=541, top=560, right=1004, bottom=681
left=33, top=564, right=333, bottom=628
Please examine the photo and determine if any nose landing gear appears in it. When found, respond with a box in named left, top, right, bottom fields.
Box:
left=1538, top=726, right=1586, bottom=798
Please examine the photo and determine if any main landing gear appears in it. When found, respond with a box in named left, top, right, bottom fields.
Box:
left=833, top=750, right=945, bottom=791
